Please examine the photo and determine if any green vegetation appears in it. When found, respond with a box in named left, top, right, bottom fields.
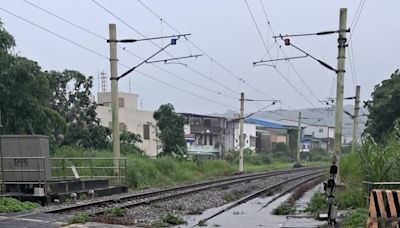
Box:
left=198, top=220, right=207, bottom=226
left=161, top=213, right=187, bottom=225
left=341, top=208, right=369, bottom=228
left=364, top=69, right=400, bottom=142
left=105, top=208, right=126, bottom=217
left=68, top=213, right=90, bottom=224
left=301, top=147, right=331, bottom=162
left=305, top=192, right=327, bottom=214
left=154, top=103, right=186, bottom=157
left=273, top=203, right=295, bottom=215
left=51, top=146, right=325, bottom=189
left=0, top=197, right=39, bottom=213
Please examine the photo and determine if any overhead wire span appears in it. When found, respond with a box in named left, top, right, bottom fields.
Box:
left=244, top=0, right=316, bottom=108
left=259, top=0, right=337, bottom=107
left=21, top=0, right=240, bottom=104
left=135, top=0, right=279, bottom=102
left=91, top=0, right=240, bottom=98
left=0, top=6, right=238, bottom=111
left=347, top=0, right=367, bottom=87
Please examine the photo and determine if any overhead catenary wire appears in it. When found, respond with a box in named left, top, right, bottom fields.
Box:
left=91, top=0, right=240, bottom=97
left=0, top=6, right=239, bottom=111
left=259, top=0, right=338, bottom=106
left=21, top=0, right=240, bottom=102
left=135, top=0, right=280, bottom=103
left=244, top=0, right=316, bottom=108
left=347, top=0, right=367, bottom=87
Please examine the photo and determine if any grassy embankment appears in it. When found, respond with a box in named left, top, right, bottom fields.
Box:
left=51, top=146, right=325, bottom=189
left=305, top=127, right=400, bottom=226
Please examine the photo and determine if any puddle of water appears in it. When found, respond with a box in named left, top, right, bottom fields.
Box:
left=179, top=195, right=290, bottom=228
left=175, top=184, right=328, bottom=228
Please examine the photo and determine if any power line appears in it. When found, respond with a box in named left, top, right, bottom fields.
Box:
left=21, top=0, right=239, bottom=102
left=135, top=70, right=238, bottom=110
left=347, top=0, right=367, bottom=86
left=0, top=7, right=108, bottom=59
left=0, top=7, right=238, bottom=111
left=349, top=0, right=366, bottom=41
left=244, top=0, right=316, bottom=108
left=135, top=0, right=278, bottom=102
left=91, top=0, right=240, bottom=97
left=258, top=0, right=324, bottom=104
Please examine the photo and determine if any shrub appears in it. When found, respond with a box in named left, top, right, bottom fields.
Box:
left=68, top=213, right=90, bottom=224
left=0, top=197, right=39, bottom=213
left=106, top=208, right=126, bottom=217
left=162, top=213, right=187, bottom=225
left=341, top=208, right=368, bottom=228
left=273, top=203, right=295, bottom=215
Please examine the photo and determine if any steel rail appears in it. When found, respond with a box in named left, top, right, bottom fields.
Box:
left=1, top=166, right=324, bottom=227
left=192, top=171, right=325, bottom=227
left=46, top=167, right=323, bottom=213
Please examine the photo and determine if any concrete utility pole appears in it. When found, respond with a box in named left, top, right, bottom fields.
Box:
left=351, top=85, right=360, bottom=153
left=297, top=112, right=302, bottom=163
left=333, top=8, right=347, bottom=183
left=239, top=92, right=244, bottom=173
left=109, top=24, right=120, bottom=177
left=0, top=111, right=4, bottom=193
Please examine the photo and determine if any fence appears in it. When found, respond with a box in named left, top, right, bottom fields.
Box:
left=50, top=157, right=127, bottom=185
left=0, top=156, right=127, bottom=193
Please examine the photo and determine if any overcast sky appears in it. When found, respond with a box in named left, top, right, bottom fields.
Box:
left=1, top=0, right=399, bottom=114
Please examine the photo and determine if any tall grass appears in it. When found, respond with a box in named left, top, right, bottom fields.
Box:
left=51, top=146, right=322, bottom=189
left=337, top=125, right=400, bottom=209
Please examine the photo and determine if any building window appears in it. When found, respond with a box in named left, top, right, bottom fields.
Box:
left=319, top=128, right=323, bottom=133
left=143, top=124, right=150, bottom=140
left=204, top=119, right=211, bottom=127
left=250, top=136, right=256, bottom=147
left=118, top=97, right=125, bottom=108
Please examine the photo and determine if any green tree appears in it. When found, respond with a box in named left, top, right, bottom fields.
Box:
left=364, top=70, right=400, bottom=142
left=153, top=103, right=186, bottom=156
left=46, top=70, right=110, bottom=149
left=120, top=130, right=143, bottom=155
left=0, top=21, right=65, bottom=138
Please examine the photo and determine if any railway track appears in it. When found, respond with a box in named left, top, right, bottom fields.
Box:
left=46, top=166, right=323, bottom=214
left=0, top=166, right=325, bottom=227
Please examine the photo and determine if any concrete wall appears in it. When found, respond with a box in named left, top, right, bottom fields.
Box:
left=96, top=92, right=159, bottom=157
left=225, top=121, right=256, bottom=151
left=303, top=125, right=334, bottom=139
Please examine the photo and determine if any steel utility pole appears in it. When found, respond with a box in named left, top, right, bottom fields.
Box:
left=333, top=8, right=347, bottom=183
left=351, top=85, right=360, bottom=153
left=239, top=92, right=244, bottom=173
left=109, top=24, right=120, bottom=177
left=297, top=112, right=302, bottom=163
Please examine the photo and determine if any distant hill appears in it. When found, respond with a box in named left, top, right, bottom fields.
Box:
left=211, top=104, right=368, bottom=143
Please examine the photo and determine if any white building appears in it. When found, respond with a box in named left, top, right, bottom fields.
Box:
left=278, top=119, right=334, bottom=153
left=225, top=120, right=257, bottom=152
left=96, top=92, right=159, bottom=157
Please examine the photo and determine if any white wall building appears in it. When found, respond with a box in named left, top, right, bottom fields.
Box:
left=96, top=92, right=159, bottom=157
left=225, top=120, right=257, bottom=151
left=278, top=119, right=335, bottom=153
